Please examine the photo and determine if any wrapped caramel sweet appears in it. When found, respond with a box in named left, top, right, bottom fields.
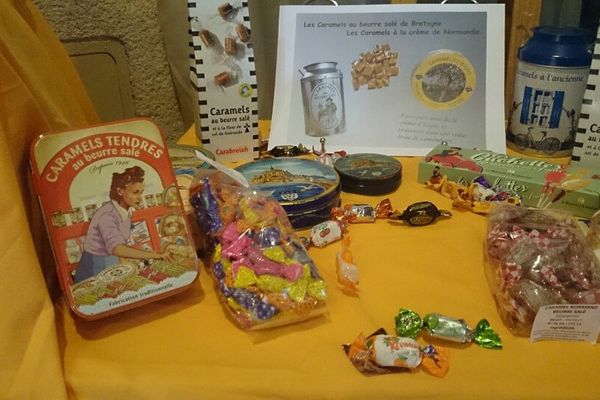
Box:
left=343, top=329, right=449, bottom=377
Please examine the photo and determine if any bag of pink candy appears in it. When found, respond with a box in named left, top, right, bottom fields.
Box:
left=485, top=204, right=600, bottom=336
left=189, top=172, right=328, bottom=330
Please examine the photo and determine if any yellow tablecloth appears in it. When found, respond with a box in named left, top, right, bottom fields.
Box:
left=2, top=2, right=600, bottom=399
left=51, top=156, right=600, bottom=400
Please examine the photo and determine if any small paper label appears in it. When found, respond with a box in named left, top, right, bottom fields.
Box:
left=530, top=304, right=600, bottom=343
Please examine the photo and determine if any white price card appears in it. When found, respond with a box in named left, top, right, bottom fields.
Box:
left=530, top=304, right=600, bottom=344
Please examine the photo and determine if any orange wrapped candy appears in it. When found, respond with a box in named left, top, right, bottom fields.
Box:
left=336, top=236, right=359, bottom=296
left=343, top=329, right=449, bottom=377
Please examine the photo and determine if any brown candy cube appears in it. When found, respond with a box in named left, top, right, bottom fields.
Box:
left=350, top=43, right=399, bottom=91
left=218, top=3, right=233, bottom=19
left=224, top=36, right=237, bottom=55
left=235, top=23, right=250, bottom=43
left=214, top=71, right=232, bottom=86
left=200, top=30, right=214, bottom=48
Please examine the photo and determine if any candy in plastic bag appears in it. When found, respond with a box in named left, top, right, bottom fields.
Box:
left=485, top=204, right=600, bottom=336
left=190, top=172, right=328, bottom=330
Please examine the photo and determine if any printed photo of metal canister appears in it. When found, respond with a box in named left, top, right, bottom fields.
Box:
left=300, top=62, right=346, bottom=136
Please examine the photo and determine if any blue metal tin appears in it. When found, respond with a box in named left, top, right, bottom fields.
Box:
left=519, top=26, right=593, bottom=68
left=235, top=158, right=340, bottom=229
left=507, top=26, right=594, bottom=157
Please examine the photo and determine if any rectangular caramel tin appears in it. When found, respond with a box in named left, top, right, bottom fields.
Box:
left=30, top=119, right=198, bottom=319
left=418, top=145, right=600, bottom=219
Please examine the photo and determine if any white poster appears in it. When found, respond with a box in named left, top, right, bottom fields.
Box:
left=270, top=4, right=505, bottom=156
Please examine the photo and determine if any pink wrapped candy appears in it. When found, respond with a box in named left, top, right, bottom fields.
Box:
left=485, top=205, right=600, bottom=336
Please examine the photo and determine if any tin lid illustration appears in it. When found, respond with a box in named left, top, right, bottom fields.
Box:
left=235, top=158, right=340, bottom=228
left=412, top=50, right=476, bottom=110
left=302, top=62, right=340, bottom=78
left=168, top=144, right=215, bottom=173
left=334, top=153, right=402, bottom=195
left=30, top=119, right=198, bottom=320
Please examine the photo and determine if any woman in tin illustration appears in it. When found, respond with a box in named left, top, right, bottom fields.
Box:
left=73, top=166, right=175, bottom=283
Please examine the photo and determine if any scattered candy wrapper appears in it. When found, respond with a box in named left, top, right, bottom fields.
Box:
left=426, top=170, right=521, bottom=214
left=308, top=220, right=344, bottom=248
left=331, top=199, right=393, bottom=225
left=343, top=328, right=449, bottom=377
left=336, top=236, right=359, bottom=296
left=264, top=144, right=311, bottom=158
left=388, top=201, right=452, bottom=226
left=485, top=204, right=600, bottom=336
left=190, top=172, right=328, bottom=330
left=301, top=199, right=393, bottom=249
left=395, top=309, right=502, bottom=349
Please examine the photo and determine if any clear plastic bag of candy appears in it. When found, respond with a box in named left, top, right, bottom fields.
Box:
left=485, top=204, right=600, bottom=336
left=190, top=172, right=328, bottom=330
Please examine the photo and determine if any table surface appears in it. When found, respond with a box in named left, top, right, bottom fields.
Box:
left=56, top=154, right=600, bottom=400
left=3, top=2, right=595, bottom=396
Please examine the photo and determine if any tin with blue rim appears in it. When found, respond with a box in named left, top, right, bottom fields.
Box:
left=235, top=158, right=341, bottom=229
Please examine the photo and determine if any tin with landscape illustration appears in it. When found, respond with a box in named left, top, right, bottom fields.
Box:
left=235, top=157, right=341, bottom=229
left=334, top=153, right=402, bottom=195
left=300, top=62, right=346, bottom=136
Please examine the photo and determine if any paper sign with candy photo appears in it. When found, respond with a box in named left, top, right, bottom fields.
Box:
left=270, top=4, right=505, bottom=156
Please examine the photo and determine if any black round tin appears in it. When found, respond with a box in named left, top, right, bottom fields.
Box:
left=334, top=153, right=402, bottom=195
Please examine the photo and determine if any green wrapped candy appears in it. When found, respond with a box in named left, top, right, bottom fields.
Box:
left=422, top=313, right=472, bottom=343
left=394, top=309, right=502, bottom=350
left=473, top=319, right=503, bottom=349
left=394, top=308, right=422, bottom=339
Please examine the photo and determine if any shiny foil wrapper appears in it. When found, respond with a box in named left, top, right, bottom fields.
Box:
left=331, top=199, right=393, bottom=225
left=395, top=309, right=502, bottom=350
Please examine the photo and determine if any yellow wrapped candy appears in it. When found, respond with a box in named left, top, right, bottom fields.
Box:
left=233, top=266, right=258, bottom=288
left=262, top=246, right=287, bottom=263
left=307, top=279, right=327, bottom=300
left=257, top=275, right=290, bottom=293
left=288, top=265, right=312, bottom=303
left=212, top=244, right=222, bottom=264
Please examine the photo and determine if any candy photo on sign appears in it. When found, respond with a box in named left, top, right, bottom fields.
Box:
left=271, top=4, right=505, bottom=156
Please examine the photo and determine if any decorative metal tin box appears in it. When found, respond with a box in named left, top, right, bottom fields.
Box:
left=30, top=119, right=198, bottom=320
left=235, top=158, right=341, bottom=229
left=334, top=153, right=402, bottom=195
left=418, top=145, right=600, bottom=219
